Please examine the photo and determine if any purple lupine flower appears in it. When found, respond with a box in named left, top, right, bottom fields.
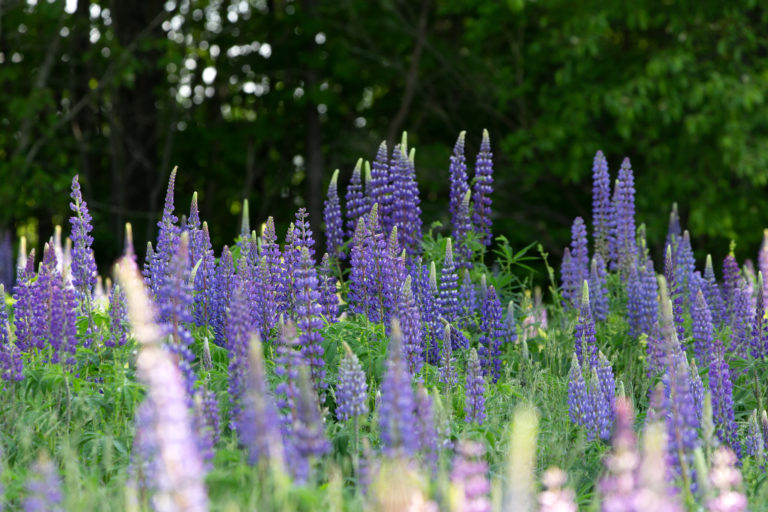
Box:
left=722, top=247, right=740, bottom=320
left=449, top=132, right=470, bottom=250
left=226, top=277, right=253, bottom=429
left=600, top=398, right=684, bottom=512
left=69, top=174, right=97, bottom=301
left=612, top=158, right=637, bottom=273
left=239, top=336, right=285, bottom=469
left=592, top=150, right=612, bottom=262
left=253, top=255, right=278, bottom=341
left=290, top=366, right=330, bottom=482
left=660, top=336, right=699, bottom=486
left=323, top=169, right=345, bottom=260
left=760, top=230, right=768, bottom=305
left=336, top=343, right=368, bottom=421
left=348, top=217, right=371, bottom=317
left=295, top=207, right=316, bottom=260
left=639, top=257, right=659, bottom=334
left=295, top=246, right=326, bottom=390
left=478, top=285, right=504, bottom=383
left=560, top=248, right=576, bottom=308
left=148, top=168, right=181, bottom=301
left=539, top=468, right=577, bottom=512
left=661, top=352, right=700, bottom=485
left=12, top=251, right=35, bottom=353
left=745, top=410, right=765, bottom=461
left=707, top=448, right=747, bottom=512
left=666, top=202, right=681, bottom=250
left=454, top=189, right=473, bottom=270
left=345, top=158, right=368, bottom=239
left=397, top=275, right=424, bottom=374
left=411, top=260, right=441, bottom=364
left=594, top=352, right=615, bottom=440
left=414, top=384, right=440, bottom=472
left=192, top=390, right=216, bottom=466
left=674, top=231, right=696, bottom=298
left=709, top=345, right=739, bottom=454
left=368, top=142, right=392, bottom=234
left=703, top=255, right=725, bottom=327
left=599, top=397, right=638, bottom=511
left=692, top=290, right=714, bottom=369
left=156, top=234, right=196, bottom=399
left=439, top=323, right=458, bottom=386
left=317, top=253, right=339, bottom=324
left=569, top=217, right=589, bottom=308
left=751, top=271, right=767, bottom=360
left=30, top=244, right=78, bottom=363
left=24, top=455, right=63, bottom=512
left=363, top=205, right=398, bottom=326
left=273, top=320, right=304, bottom=412
left=472, top=129, right=494, bottom=247
left=106, top=284, right=129, bottom=347
left=438, top=239, right=461, bottom=330
left=260, top=217, right=287, bottom=313
left=574, top=281, right=598, bottom=368
left=465, top=348, right=486, bottom=425
left=116, top=255, right=208, bottom=510
left=665, top=245, right=686, bottom=343
left=379, top=319, right=418, bottom=456
left=0, top=284, right=23, bottom=381
left=200, top=386, right=220, bottom=445
left=729, top=279, right=751, bottom=362
left=589, top=254, right=609, bottom=322
left=451, top=440, right=491, bottom=512
left=210, top=246, right=235, bottom=348
left=568, top=354, right=593, bottom=434
left=389, top=139, right=423, bottom=256
left=192, top=222, right=216, bottom=329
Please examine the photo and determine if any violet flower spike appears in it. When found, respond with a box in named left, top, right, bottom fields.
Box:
left=472, top=129, right=494, bottom=247
left=378, top=319, right=418, bottom=456
left=69, top=174, right=97, bottom=301
left=323, top=169, right=345, bottom=260
left=345, top=158, right=368, bottom=239
left=591, top=150, right=612, bottom=262
left=465, top=348, right=486, bottom=425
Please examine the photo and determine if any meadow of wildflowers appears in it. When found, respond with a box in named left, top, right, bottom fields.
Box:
left=0, top=134, right=765, bottom=512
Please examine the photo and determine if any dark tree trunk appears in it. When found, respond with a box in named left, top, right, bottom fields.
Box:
left=110, top=0, right=165, bottom=253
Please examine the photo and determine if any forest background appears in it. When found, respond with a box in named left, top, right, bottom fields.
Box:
left=2, top=0, right=767, bottom=274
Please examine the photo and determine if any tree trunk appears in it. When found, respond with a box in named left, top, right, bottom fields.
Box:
left=110, top=0, right=165, bottom=254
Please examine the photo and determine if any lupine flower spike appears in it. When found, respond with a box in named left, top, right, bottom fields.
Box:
left=323, top=169, right=344, bottom=260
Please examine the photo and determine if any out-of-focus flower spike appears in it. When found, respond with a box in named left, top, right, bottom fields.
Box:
left=539, top=468, right=577, bottom=512
left=116, top=253, right=208, bottom=511
left=502, top=404, right=538, bottom=512
left=451, top=440, right=491, bottom=512
left=379, top=319, right=418, bottom=457
left=24, top=454, right=63, bottom=512
left=323, top=169, right=344, bottom=260
left=336, top=342, right=368, bottom=421
left=465, top=348, right=486, bottom=424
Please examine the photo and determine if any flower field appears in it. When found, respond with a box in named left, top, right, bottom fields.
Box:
left=0, top=131, right=765, bottom=511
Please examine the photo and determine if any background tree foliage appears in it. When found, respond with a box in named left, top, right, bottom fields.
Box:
left=2, top=0, right=768, bottom=270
